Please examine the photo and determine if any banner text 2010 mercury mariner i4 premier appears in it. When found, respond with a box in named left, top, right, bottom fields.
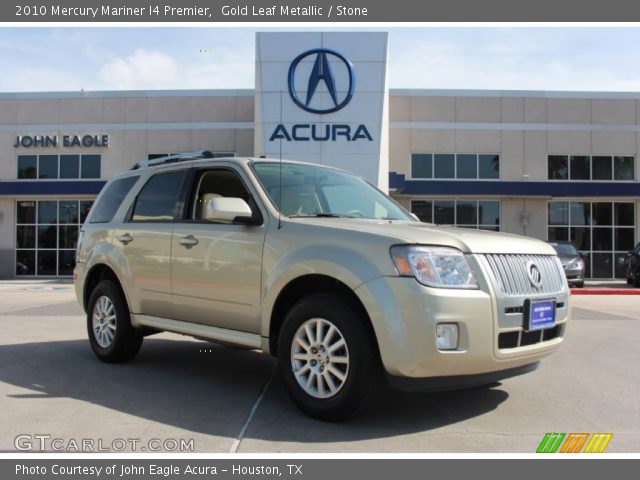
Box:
left=74, top=151, right=570, bottom=420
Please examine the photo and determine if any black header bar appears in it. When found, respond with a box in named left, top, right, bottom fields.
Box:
left=5, top=0, right=640, bottom=22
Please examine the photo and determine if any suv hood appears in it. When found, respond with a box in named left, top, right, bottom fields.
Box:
left=291, top=218, right=557, bottom=255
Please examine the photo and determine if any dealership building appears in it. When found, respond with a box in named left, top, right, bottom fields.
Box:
left=0, top=31, right=639, bottom=279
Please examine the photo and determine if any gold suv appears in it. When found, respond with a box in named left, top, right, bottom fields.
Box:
left=75, top=151, right=570, bottom=420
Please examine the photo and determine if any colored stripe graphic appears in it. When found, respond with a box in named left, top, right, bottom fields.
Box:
left=537, top=433, right=565, bottom=453
left=560, top=433, right=590, bottom=453
left=536, top=433, right=613, bottom=453
left=584, top=433, right=613, bottom=453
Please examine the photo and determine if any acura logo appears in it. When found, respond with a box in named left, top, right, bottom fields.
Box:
left=288, top=48, right=355, bottom=114
left=527, top=261, right=543, bottom=288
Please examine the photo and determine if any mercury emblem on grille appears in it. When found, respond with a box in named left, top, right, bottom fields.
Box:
left=526, top=260, right=543, bottom=288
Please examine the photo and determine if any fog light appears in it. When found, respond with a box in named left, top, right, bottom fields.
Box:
left=436, top=323, right=459, bottom=350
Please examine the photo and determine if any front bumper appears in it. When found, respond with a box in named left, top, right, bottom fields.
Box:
left=563, top=266, right=585, bottom=281
left=387, top=362, right=539, bottom=392
left=354, top=268, right=568, bottom=381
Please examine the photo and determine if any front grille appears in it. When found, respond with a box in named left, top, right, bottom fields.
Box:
left=484, top=254, right=565, bottom=296
left=498, top=325, right=562, bottom=349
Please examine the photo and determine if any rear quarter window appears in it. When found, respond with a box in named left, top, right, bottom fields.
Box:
left=89, top=176, right=139, bottom=224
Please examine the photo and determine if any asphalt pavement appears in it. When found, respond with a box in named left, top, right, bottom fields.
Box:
left=0, top=280, right=638, bottom=453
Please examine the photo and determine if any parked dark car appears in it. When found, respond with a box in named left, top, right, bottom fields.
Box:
left=547, top=241, right=586, bottom=288
left=626, top=243, right=640, bottom=287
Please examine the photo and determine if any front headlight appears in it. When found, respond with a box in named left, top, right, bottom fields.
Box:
left=568, top=258, right=584, bottom=269
left=390, top=245, right=478, bottom=289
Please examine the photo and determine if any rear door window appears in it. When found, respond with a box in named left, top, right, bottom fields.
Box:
left=89, top=176, right=138, bottom=223
left=131, top=170, right=186, bottom=222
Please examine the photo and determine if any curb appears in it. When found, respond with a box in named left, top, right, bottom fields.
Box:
left=571, top=288, right=640, bottom=295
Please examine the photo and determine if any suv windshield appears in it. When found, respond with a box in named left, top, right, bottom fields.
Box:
left=252, top=162, right=415, bottom=221
left=550, top=243, right=578, bottom=256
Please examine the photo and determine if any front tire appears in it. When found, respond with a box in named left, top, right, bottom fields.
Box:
left=277, top=293, right=382, bottom=421
left=87, top=280, right=143, bottom=363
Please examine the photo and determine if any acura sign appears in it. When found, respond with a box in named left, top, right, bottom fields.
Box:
left=288, top=48, right=354, bottom=114
left=269, top=47, right=372, bottom=143
left=255, top=32, right=389, bottom=189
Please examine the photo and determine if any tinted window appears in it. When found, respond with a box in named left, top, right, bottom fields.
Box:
left=17, top=201, right=36, bottom=223
left=614, top=156, right=634, bottom=180
left=434, top=201, right=455, bottom=224
left=81, top=155, right=101, bottom=179
left=456, top=200, right=477, bottom=224
left=132, top=171, right=185, bottom=222
left=592, top=156, right=612, bottom=180
left=18, top=155, right=37, bottom=179
left=548, top=155, right=568, bottom=180
left=479, top=201, right=500, bottom=226
left=38, top=201, right=57, bottom=225
left=411, top=200, right=432, bottom=223
left=548, top=202, right=569, bottom=225
left=80, top=201, right=93, bottom=224
left=59, top=201, right=79, bottom=224
left=479, top=155, right=500, bottom=179
left=456, top=155, right=477, bottom=179
left=614, top=203, right=634, bottom=226
left=60, top=155, right=80, bottom=179
left=570, top=155, right=590, bottom=180
left=411, top=154, right=432, bottom=179
left=593, top=203, right=613, bottom=226
left=38, top=155, right=58, bottom=179
left=434, top=154, right=455, bottom=179
left=90, top=176, right=138, bottom=223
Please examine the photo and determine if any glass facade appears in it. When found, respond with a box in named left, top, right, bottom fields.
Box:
left=411, top=153, right=500, bottom=179
left=411, top=199, right=501, bottom=231
left=17, top=154, right=101, bottom=179
left=16, top=199, right=94, bottom=276
left=548, top=201, right=636, bottom=278
left=548, top=155, right=635, bottom=181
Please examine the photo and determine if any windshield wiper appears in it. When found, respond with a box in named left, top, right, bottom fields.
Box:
left=288, top=213, right=349, bottom=218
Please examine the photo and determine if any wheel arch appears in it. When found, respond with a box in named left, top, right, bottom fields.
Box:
left=83, top=263, right=129, bottom=313
left=267, top=274, right=379, bottom=357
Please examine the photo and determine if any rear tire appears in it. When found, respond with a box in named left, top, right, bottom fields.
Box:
left=87, top=280, right=143, bottom=363
left=277, top=293, right=382, bottom=421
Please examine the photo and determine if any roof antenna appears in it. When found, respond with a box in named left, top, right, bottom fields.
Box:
left=278, top=89, right=283, bottom=230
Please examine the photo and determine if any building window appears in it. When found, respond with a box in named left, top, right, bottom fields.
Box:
left=17, top=154, right=101, bottom=179
left=16, top=199, right=94, bottom=277
left=548, top=155, right=635, bottom=181
left=548, top=201, right=635, bottom=279
left=411, top=153, right=499, bottom=180
left=411, top=199, right=501, bottom=231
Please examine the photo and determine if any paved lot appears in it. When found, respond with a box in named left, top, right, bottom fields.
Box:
left=0, top=281, right=638, bottom=453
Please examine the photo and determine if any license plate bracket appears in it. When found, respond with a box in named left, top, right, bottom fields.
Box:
left=524, top=299, right=556, bottom=331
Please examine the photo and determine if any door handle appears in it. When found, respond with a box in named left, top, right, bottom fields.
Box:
left=117, top=233, right=133, bottom=245
left=179, top=235, right=199, bottom=247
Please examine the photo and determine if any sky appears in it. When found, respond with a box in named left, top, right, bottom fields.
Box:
left=1, top=27, right=640, bottom=92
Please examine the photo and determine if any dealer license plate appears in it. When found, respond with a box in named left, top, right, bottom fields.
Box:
left=526, top=300, right=556, bottom=331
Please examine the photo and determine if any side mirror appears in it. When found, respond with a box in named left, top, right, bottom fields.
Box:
left=205, top=197, right=254, bottom=223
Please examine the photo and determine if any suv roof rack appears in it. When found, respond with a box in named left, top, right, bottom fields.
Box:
left=130, top=150, right=215, bottom=170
